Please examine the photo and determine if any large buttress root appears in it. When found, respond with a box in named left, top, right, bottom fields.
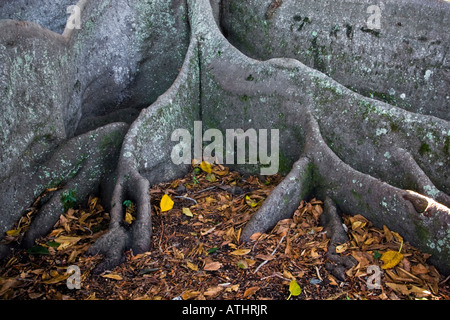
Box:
left=241, top=157, right=313, bottom=241
left=88, top=0, right=447, bottom=274
left=0, top=123, right=128, bottom=259
left=86, top=164, right=151, bottom=274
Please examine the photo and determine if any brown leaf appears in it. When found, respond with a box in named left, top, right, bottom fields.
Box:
left=102, top=273, right=123, bottom=280
left=182, top=291, right=201, bottom=300
left=204, top=286, right=223, bottom=297
left=243, top=286, right=260, bottom=298
left=204, top=261, right=222, bottom=271
left=255, top=254, right=275, bottom=261
left=411, top=264, right=429, bottom=275
left=229, top=248, right=251, bottom=256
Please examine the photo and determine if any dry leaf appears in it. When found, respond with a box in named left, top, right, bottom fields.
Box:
left=186, top=261, right=198, bottom=271
left=6, top=229, right=21, bottom=237
left=200, top=161, right=212, bottom=174
left=243, top=286, right=260, bottom=298
left=385, top=282, right=410, bottom=295
left=381, top=240, right=404, bottom=269
left=249, top=232, right=262, bottom=241
left=383, top=225, right=393, bottom=242
left=182, top=291, right=201, bottom=300
left=204, top=261, right=222, bottom=271
left=183, top=207, right=193, bottom=217
left=102, top=273, right=123, bottom=280
left=204, top=286, right=223, bottom=297
left=411, top=264, right=429, bottom=275
left=42, top=273, right=70, bottom=284
left=124, top=212, right=135, bottom=224
left=229, top=248, right=251, bottom=256
left=381, top=251, right=404, bottom=269
left=256, top=254, right=275, bottom=261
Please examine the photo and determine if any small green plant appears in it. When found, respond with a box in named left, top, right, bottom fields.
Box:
left=123, top=200, right=133, bottom=208
left=61, top=190, right=77, bottom=211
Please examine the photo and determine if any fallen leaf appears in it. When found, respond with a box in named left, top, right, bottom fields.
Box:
left=6, top=228, right=21, bottom=237
left=200, top=161, right=212, bottom=174
left=381, top=240, right=404, bottom=269
left=204, top=261, right=222, bottom=271
left=160, top=194, right=174, bottom=212
left=381, top=251, right=404, bottom=269
left=182, top=207, right=193, bottom=217
left=385, top=282, right=410, bottom=295
left=411, top=264, right=429, bottom=275
left=243, top=286, right=260, bottom=298
left=205, top=173, right=216, bottom=182
left=42, top=273, right=70, bottom=284
left=287, top=279, right=302, bottom=300
left=256, top=254, right=275, bottom=261
left=204, top=286, right=223, bottom=297
left=237, top=260, right=248, bottom=269
left=245, top=195, right=258, bottom=208
left=229, top=248, right=251, bottom=256
left=182, top=291, right=201, bottom=300
left=102, top=273, right=123, bottom=280
left=186, top=261, right=198, bottom=271
left=54, top=236, right=81, bottom=251
left=124, top=211, right=135, bottom=224
left=383, top=225, right=393, bottom=242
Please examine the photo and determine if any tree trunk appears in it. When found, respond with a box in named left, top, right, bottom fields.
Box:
left=1, top=0, right=449, bottom=275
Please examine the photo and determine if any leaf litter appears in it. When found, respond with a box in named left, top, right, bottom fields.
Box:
left=0, top=162, right=449, bottom=300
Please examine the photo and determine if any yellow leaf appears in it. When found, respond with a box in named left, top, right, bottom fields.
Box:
left=381, top=239, right=404, bottom=269
left=54, top=236, right=81, bottom=244
left=6, top=229, right=21, bottom=236
left=287, top=279, right=301, bottom=300
left=124, top=212, right=135, bottom=224
left=200, top=160, right=212, bottom=174
left=54, top=236, right=81, bottom=250
left=229, top=248, right=251, bottom=256
left=182, top=207, right=193, bottom=217
left=381, top=251, right=404, bottom=269
left=102, top=273, right=123, bottom=280
left=160, top=194, right=174, bottom=212
left=245, top=195, right=258, bottom=207
left=42, top=273, right=70, bottom=284
left=186, top=261, right=198, bottom=271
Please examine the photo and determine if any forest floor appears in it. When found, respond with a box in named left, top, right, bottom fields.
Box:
left=1, top=162, right=449, bottom=300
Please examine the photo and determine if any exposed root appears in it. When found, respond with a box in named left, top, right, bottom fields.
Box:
left=320, top=197, right=356, bottom=281
left=241, top=157, right=313, bottom=241
left=392, top=148, right=450, bottom=207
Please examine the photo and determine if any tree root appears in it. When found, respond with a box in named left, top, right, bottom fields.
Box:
left=320, top=197, right=356, bottom=281
left=3, top=0, right=448, bottom=276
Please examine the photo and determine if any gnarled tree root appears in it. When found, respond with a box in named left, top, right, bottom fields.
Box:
left=2, top=0, right=449, bottom=277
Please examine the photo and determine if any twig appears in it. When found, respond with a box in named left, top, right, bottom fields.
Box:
left=174, top=196, right=198, bottom=205
left=315, top=266, right=323, bottom=281
left=440, top=275, right=450, bottom=285
left=194, top=186, right=216, bottom=194
left=261, top=272, right=291, bottom=282
left=253, top=235, right=286, bottom=274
